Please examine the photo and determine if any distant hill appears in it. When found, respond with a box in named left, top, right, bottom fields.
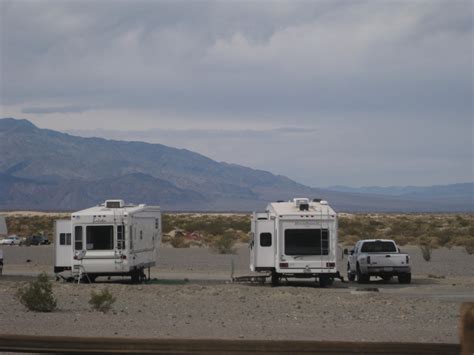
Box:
left=327, top=183, right=473, bottom=207
left=0, top=118, right=472, bottom=212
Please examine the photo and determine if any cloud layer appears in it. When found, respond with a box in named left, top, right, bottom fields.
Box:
left=1, top=0, right=472, bottom=186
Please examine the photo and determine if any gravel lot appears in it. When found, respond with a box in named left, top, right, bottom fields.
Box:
left=0, top=244, right=473, bottom=343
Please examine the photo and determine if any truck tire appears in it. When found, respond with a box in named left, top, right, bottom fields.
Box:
left=347, top=263, right=356, bottom=282
left=357, top=264, right=369, bottom=284
left=271, top=270, right=280, bottom=287
left=398, top=273, right=411, bottom=284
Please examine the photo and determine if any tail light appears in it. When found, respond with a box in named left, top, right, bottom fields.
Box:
left=326, top=262, right=335, bottom=268
left=367, top=256, right=371, bottom=264
left=406, top=255, right=409, bottom=264
left=279, top=262, right=289, bottom=268
left=121, top=254, right=127, bottom=260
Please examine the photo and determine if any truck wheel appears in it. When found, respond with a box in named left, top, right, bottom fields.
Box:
left=398, top=273, right=411, bottom=284
left=357, top=265, right=369, bottom=284
left=271, top=270, right=280, bottom=287
left=347, top=264, right=356, bottom=282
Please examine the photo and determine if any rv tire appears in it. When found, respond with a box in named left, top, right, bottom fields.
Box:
left=271, top=271, right=280, bottom=287
left=319, top=275, right=332, bottom=288
left=131, top=269, right=141, bottom=284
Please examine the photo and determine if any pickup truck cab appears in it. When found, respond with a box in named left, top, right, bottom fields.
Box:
left=346, top=239, right=411, bottom=284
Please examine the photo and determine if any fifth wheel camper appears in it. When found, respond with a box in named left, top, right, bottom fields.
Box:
left=250, top=198, right=340, bottom=286
left=55, top=200, right=161, bottom=283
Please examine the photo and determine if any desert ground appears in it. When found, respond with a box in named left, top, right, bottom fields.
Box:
left=0, top=244, right=473, bottom=343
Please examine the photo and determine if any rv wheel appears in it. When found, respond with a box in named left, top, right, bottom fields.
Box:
left=319, top=275, right=331, bottom=288
left=271, top=271, right=280, bottom=287
left=131, top=270, right=141, bottom=284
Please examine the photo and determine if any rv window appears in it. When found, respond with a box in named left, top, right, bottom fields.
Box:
left=60, top=233, right=66, bottom=245
left=74, top=226, right=83, bottom=250
left=66, top=233, right=71, bottom=245
left=117, top=225, right=125, bottom=249
left=86, top=226, right=114, bottom=250
left=284, top=229, right=329, bottom=255
left=260, top=233, right=272, bottom=247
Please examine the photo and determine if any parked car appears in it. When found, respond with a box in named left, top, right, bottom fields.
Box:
left=345, top=239, right=411, bottom=284
left=26, top=235, right=51, bottom=246
left=0, top=235, right=22, bottom=246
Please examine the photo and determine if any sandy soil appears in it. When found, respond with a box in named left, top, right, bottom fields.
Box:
left=0, top=245, right=473, bottom=343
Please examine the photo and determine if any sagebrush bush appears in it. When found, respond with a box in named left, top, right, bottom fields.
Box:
left=16, top=273, right=57, bottom=312
left=89, top=288, right=116, bottom=313
left=419, top=245, right=432, bottom=261
left=210, top=231, right=237, bottom=254
left=464, top=239, right=474, bottom=255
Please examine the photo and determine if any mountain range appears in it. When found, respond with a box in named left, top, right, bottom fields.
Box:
left=0, top=118, right=472, bottom=212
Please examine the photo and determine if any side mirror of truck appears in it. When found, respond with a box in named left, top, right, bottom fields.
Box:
left=343, top=248, right=348, bottom=255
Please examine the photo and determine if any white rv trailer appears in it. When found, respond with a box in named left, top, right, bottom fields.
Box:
left=54, top=200, right=161, bottom=282
left=250, top=198, right=339, bottom=286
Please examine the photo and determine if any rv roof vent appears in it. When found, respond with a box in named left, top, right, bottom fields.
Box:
left=320, top=200, right=328, bottom=205
left=105, top=199, right=125, bottom=208
left=312, top=198, right=322, bottom=203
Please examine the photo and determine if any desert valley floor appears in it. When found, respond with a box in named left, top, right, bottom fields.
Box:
left=0, top=244, right=473, bottom=343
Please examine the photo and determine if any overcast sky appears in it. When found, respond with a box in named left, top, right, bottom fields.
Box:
left=1, top=0, right=472, bottom=187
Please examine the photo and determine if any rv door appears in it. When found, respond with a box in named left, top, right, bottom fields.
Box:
left=54, top=220, right=72, bottom=273
left=255, top=219, right=275, bottom=269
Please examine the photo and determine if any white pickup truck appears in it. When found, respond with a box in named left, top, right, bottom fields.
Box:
left=345, top=239, right=411, bottom=284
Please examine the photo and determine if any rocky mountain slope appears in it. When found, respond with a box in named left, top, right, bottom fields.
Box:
left=0, top=118, right=471, bottom=212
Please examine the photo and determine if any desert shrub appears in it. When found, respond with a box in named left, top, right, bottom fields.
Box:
left=455, top=215, right=470, bottom=227
left=210, top=231, right=237, bottom=254
left=340, top=234, right=360, bottom=246
left=16, top=273, right=57, bottom=312
left=89, top=288, right=116, bottom=313
left=170, top=235, right=190, bottom=248
left=419, top=245, right=432, bottom=262
left=6, top=214, right=69, bottom=239
left=162, top=214, right=251, bottom=237
left=463, top=239, right=474, bottom=255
